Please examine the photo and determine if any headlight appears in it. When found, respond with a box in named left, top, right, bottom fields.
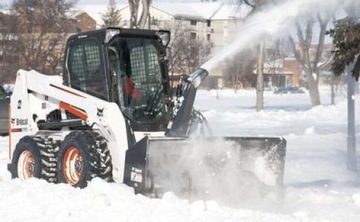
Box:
left=105, top=29, right=121, bottom=43
left=156, top=30, right=171, bottom=47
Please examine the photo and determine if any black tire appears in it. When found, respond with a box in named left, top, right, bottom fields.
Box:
left=10, top=136, right=45, bottom=180
left=187, top=109, right=212, bottom=137
left=57, top=131, right=112, bottom=188
left=36, top=136, right=58, bottom=183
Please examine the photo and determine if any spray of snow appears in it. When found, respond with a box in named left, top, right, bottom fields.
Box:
left=178, top=0, right=357, bottom=207
left=201, top=0, right=354, bottom=73
left=150, top=136, right=283, bottom=207
left=304, top=126, right=315, bottom=135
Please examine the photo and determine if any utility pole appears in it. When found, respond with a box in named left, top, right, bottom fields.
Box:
left=345, top=1, right=359, bottom=171
left=243, top=0, right=267, bottom=111
left=347, top=61, right=357, bottom=171
left=331, top=76, right=335, bottom=105
left=256, top=41, right=264, bottom=111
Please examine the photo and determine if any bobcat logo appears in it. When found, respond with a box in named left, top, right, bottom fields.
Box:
left=97, top=108, right=104, bottom=117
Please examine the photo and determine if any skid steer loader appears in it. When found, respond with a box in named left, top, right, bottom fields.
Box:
left=7, top=28, right=286, bottom=200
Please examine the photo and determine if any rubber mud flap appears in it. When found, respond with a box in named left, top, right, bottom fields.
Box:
left=145, top=136, right=286, bottom=200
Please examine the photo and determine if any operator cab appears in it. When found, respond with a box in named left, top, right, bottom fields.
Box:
left=64, top=28, right=171, bottom=131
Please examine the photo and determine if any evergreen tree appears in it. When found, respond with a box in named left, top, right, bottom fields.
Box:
left=102, top=0, right=122, bottom=27
left=328, top=18, right=360, bottom=80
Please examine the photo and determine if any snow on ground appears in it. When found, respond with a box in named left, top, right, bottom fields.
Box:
left=1, top=86, right=360, bottom=222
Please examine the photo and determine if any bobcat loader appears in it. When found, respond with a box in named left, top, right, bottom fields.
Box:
left=7, top=28, right=286, bottom=200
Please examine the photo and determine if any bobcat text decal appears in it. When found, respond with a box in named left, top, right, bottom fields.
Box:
left=11, top=118, right=28, bottom=126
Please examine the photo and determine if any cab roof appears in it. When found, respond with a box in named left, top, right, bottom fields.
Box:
left=67, top=28, right=168, bottom=45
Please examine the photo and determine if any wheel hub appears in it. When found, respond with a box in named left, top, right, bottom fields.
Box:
left=28, top=162, right=34, bottom=174
left=74, top=159, right=83, bottom=172
left=63, top=147, right=83, bottom=185
left=17, top=150, right=35, bottom=180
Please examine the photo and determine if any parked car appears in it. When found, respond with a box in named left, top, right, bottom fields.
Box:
left=0, top=85, right=10, bottom=135
left=274, top=86, right=305, bottom=94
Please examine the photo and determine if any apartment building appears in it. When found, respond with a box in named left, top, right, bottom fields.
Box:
left=78, top=3, right=250, bottom=51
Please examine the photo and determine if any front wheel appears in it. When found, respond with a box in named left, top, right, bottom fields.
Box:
left=57, top=131, right=112, bottom=188
left=10, top=136, right=43, bottom=180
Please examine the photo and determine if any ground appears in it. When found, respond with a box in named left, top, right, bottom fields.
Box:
left=1, top=86, right=360, bottom=222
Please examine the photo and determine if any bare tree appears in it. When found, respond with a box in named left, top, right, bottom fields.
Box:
left=128, top=0, right=152, bottom=29
left=162, top=21, right=186, bottom=77
left=157, top=20, right=210, bottom=76
left=242, top=0, right=267, bottom=111
left=169, top=30, right=211, bottom=75
left=240, top=0, right=336, bottom=108
left=264, top=39, right=284, bottom=89
left=11, top=0, right=78, bottom=75
left=289, top=13, right=332, bottom=106
left=0, top=11, right=19, bottom=84
left=222, top=49, right=257, bottom=90
left=102, top=0, right=122, bottom=28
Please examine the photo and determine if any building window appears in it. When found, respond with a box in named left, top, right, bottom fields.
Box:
left=190, top=20, right=197, bottom=26
left=150, top=16, right=158, bottom=26
left=207, top=20, right=211, bottom=27
left=190, top=32, right=196, bottom=40
left=207, top=34, right=211, bottom=41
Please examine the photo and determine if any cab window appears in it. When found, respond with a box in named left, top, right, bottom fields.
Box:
left=108, top=37, right=164, bottom=122
left=67, top=40, right=107, bottom=100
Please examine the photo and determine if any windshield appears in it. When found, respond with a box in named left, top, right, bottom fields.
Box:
left=108, top=37, right=165, bottom=124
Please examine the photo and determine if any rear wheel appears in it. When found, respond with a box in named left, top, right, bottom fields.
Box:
left=57, top=131, right=112, bottom=188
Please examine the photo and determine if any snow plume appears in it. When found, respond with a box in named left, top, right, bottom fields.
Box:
left=149, top=136, right=285, bottom=208
left=201, top=0, right=354, bottom=72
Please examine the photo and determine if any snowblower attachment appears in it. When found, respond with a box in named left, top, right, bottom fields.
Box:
left=123, top=67, right=286, bottom=202
left=124, top=136, right=286, bottom=201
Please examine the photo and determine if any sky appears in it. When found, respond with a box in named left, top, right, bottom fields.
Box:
left=0, top=0, right=206, bottom=7
left=0, top=0, right=108, bottom=6
left=2, top=86, right=360, bottom=221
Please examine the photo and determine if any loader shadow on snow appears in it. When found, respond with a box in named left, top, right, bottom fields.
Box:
left=233, top=104, right=313, bottom=111
left=263, top=105, right=313, bottom=111
left=287, top=179, right=360, bottom=188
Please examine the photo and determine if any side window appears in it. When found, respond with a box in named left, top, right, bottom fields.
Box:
left=67, top=40, right=107, bottom=99
left=0, top=86, right=5, bottom=99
